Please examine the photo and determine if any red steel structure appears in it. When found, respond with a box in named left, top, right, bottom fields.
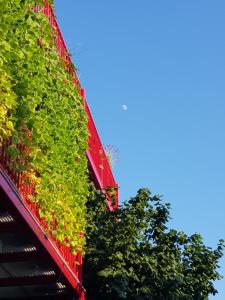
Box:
left=41, top=1, right=118, bottom=211
left=0, top=1, right=118, bottom=299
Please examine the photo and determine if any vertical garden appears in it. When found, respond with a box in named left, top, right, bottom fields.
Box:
left=0, top=0, right=88, bottom=254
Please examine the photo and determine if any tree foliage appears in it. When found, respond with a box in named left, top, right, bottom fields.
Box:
left=84, top=185, right=224, bottom=300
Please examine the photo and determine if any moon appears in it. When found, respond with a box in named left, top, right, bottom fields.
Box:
left=122, top=104, right=128, bottom=111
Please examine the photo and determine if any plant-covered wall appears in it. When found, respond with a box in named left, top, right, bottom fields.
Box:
left=0, top=0, right=88, bottom=253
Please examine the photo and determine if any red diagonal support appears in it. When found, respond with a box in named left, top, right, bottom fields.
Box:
left=0, top=169, right=86, bottom=299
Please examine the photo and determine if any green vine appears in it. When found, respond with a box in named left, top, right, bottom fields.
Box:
left=0, top=0, right=88, bottom=253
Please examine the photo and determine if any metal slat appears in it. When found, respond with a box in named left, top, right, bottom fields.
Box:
left=0, top=272, right=57, bottom=287
left=0, top=248, right=37, bottom=263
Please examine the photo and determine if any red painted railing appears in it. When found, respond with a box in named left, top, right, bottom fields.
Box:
left=35, top=2, right=80, bottom=88
left=41, top=2, right=118, bottom=208
left=0, top=2, right=118, bottom=299
left=0, top=140, right=83, bottom=284
left=84, top=96, right=118, bottom=210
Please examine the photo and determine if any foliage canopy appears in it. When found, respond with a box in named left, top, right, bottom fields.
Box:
left=84, top=185, right=224, bottom=300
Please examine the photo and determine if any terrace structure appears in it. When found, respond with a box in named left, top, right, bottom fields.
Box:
left=0, top=1, right=118, bottom=299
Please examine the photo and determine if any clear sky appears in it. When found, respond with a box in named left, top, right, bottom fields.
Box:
left=55, top=1, right=225, bottom=298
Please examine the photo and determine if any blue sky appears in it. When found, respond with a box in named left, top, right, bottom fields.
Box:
left=55, top=1, right=225, bottom=298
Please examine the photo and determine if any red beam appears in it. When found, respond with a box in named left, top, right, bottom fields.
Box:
left=42, top=2, right=119, bottom=208
left=0, top=169, right=85, bottom=298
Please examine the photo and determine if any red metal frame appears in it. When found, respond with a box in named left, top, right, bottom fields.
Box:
left=41, top=2, right=118, bottom=207
left=0, top=142, right=84, bottom=300
left=0, top=1, right=118, bottom=299
left=82, top=90, right=118, bottom=211
left=0, top=140, right=83, bottom=281
left=0, top=168, right=85, bottom=299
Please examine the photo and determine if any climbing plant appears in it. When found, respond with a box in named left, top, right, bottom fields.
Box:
left=0, top=0, right=88, bottom=253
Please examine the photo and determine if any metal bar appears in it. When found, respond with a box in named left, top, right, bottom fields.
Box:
left=0, top=170, right=85, bottom=298
left=0, top=251, right=38, bottom=263
left=41, top=3, right=118, bottom=206
left=0, top=274, right=57, bottom=287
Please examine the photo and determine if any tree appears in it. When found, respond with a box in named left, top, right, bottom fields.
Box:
left=84, top=184, right=224, bottom=300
